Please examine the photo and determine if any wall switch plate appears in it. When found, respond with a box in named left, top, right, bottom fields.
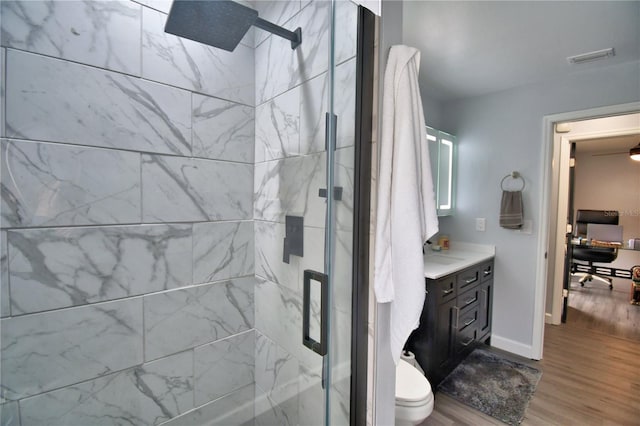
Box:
left=475, top=218, right=486, bottom=232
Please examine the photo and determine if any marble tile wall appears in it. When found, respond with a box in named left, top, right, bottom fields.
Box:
left=193, top=221, right=255, bottom=284
left=6, top=50, right=192, bottom=156
left=0, top=1, right=142, bottom=75
left=254, top=331, right=300, bottom=426
left=194, top=330, right=255, bottom=406
left=142, top=6, right=254, bottom=105
left=0, top=232, right=9, bottom=319
left=19, top=351, right=194, bottom=426
left=0, top=1, right=258, bottom=425
left=144, top=278, right=255, bottom=361
left=192, top=94, right=255, bottom=163
left=1, top=139, right=142, bottom=228
left=141, top=154, right=253, bottom=223
left=0, top=48, right=4, bottom=138
left=0, top=0, right=360, bottom=424
left=162, top=385, right=256, bottom=426
left=255, top=1, right=330, bottom=105
left=0, top=401, right=19, bottom=426
left=2, top=298, right=144, bottom=400
left=7, top=224, right=192, bottom=314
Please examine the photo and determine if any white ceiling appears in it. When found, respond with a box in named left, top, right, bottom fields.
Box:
left=563, top=112, right=640, bottom=153
left=576, top=134, right=639, bottom=154
left=402, top=1, right=640, bottom=102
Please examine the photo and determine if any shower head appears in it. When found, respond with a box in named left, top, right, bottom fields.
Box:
left=165, top=0, right=302, bottom=52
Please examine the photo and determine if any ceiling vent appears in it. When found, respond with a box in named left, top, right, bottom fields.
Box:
left=567, top=48, right=615, bottom=65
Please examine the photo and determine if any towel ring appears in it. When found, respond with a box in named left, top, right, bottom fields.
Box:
left=501, top=171, right=525, bottom=191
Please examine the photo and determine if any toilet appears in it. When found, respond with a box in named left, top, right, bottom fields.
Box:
left=395, top=359, right=434, bottom=425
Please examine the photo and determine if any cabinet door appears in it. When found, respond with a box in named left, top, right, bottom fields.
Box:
left=479, top=279, right=493, bottom=340
left=435, top=297, right=456, bottom=369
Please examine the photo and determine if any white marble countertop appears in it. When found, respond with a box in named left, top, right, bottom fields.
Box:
left=424, top=242, right=496, bottom=279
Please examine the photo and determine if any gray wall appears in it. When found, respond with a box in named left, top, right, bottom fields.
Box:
left=421, top=95, right=445, bottom=131
left=439, top=59, right=640, bottom=354
left=574, top=149, right=640, bottom=244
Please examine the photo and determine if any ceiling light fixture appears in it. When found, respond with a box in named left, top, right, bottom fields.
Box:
left=630, top=142, right=640, bottom=162
left=567, top=48, right=615, bottom=65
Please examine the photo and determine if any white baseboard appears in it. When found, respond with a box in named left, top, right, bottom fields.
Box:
left=491, top=334, right=536, bottom=359
left=545, top=312, right=553, bottom=324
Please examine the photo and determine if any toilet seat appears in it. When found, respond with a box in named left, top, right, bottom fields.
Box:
left=395, top=359, right=435, bottom=425
left=396, top=392, right=434, bottom=408
left=395, top=359, right=433, bottom=404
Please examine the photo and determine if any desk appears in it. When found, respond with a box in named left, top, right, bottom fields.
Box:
left=571, top=239, right=633, bottom=280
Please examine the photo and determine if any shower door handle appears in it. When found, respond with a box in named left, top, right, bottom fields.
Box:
left=303, top=269, right=328, bottom=356
left=325, top=112, right=337, bottom=151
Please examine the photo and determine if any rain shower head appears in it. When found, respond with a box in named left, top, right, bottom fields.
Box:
left=165, top=0, right=302, bottom=52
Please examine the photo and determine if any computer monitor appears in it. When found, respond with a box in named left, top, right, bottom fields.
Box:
left=586, top=224, right=623, bottom=243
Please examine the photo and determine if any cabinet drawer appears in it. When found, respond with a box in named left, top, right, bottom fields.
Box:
left=454, top=323, right=478, bottom=356
left=455, top=305, right=479, bottom=332
left=457, top=267, right=480, bottom=293
left=430, top=276, right=456, bottom=303
left=480, top=261, right=494, bottom=282
left=457, top=287, right=480, bottom=312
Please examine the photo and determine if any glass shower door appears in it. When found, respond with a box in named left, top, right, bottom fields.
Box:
left=252, top=0, right=358, bottom=425
left=320, top=0, right=358, bottom=424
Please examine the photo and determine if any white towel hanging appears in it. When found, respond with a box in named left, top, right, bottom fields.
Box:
left=374, top=45, right=439, bottom=364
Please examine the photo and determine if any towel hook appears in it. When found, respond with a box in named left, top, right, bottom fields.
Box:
left=501, top=171, right=525, bottom=191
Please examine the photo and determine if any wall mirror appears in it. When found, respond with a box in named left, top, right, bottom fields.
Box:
left=427, top=126, right=456, bottom=216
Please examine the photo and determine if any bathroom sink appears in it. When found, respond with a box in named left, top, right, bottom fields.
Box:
left=425, top=254, right=464, bottom=265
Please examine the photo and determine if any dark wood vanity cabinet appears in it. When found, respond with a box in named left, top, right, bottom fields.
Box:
left=407, top=259, right=494, bottom=387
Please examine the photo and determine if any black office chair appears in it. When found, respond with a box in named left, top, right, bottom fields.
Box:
left=571, top=210, right=619, bottom=290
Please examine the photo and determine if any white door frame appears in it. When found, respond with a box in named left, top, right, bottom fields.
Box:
left=532, top=101, right=640, bottom=359
left=549, top=127, right=640, bottom=325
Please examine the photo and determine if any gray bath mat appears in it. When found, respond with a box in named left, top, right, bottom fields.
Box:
left=437, top=348, right=542, bottom=425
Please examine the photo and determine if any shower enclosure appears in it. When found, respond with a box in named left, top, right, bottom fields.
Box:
left=0, top=0, right=363, bottom=424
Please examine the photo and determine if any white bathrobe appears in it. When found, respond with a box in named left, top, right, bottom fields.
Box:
left=374, top=45, right=439, bottom=364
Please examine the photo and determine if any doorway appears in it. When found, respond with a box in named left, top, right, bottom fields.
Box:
left=531, top=102, right=640, bottom=359
left=565, top=132, right=640, bottom=339
left=542, top=108, right=640, bottom=342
